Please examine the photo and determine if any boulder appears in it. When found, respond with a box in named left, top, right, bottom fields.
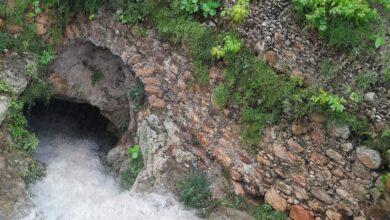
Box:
left=356, top=147, right=381, bottom=169
left=264, top=187, right=287, bottom=211
left=290, top=205, right=314, bottom=220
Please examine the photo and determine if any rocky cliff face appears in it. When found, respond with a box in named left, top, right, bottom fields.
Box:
left=43, top=11, right=387, bottom=219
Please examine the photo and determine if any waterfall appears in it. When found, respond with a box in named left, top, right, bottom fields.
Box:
left=23, top=112, right=198, bottom=220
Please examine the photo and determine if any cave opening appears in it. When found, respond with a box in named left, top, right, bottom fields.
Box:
left=26, top=98, right=119, bottom=154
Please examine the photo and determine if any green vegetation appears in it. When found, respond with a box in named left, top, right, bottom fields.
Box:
left=89, top=66, right=104, bottom=86
left=293, top=0, right=381, bottom=49
left=222, top=0, right=249, bottom=23
left=366, top=129, right=390, bottom=169
left=212, top=84, right=229, bottom=109
left=0, top=80, right=12, bottom=94
left=121, top=144, right=144, bottom=190
left=355, top=72, right=377, bottom=91
left=38, top=48, right=55, bottom=66
left=310, top=89, right=345, bottom=114
left=211, top=35, right=242, bottom=59
left=179, top=0, right=222, bottom=18
left=128, top=84, right=145, bottom=110
left=178, top=171, right=211, bottom=209
left=377, top=173, right=390, bottom=192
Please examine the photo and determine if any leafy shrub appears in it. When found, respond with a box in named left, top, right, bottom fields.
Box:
left=6, top=100, right=39, bottom=152
left=355, top=72, right=377, bottom=91
left=212, top=84, right=229, bottom=109
left=346, top=114, right=371, bottom=138
left=38, top=48, right=55, bottom=66
left=367, top=129, right=390, bottom=169
left=211, top=35, right=242, bottom=59
left=180, top=0, right=221, bottom=17
left=121, top=144, right=144, bottom=190
left=310, top=89, right=345, bottom=113
left=293, top=0, right=379, bottom=49
left=178, top=171, right=211, bottom=208
left=384, top=68, right=390, bottom=83
left=200, top=0, right=221, bottom=17
left=223, top=0, right=249, bottom=23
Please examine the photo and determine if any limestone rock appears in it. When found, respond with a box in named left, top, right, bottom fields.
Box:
left=364, top=92, right=376, bottom=102
left=356, top=147, right=381, bottom=169
left=0, top=96, right=10, bottom=125
left=290, top=205, right=314, bottom=220
left=265, top=188, right=287, bottom=211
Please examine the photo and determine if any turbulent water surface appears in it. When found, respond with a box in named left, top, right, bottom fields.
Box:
left=23, top=114, right=197, bottom=220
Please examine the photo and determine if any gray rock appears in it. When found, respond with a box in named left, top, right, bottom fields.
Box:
left=356, top=146, right=381, bottom=169
left=364, top=92, right=376, bottom=102
left=326, top=149, right=346, bottom=165
left=340, top=142, right=353, bottom=152
left=0, top=95, right=10, bottom=125
left=330, top=124, right=350, bottom=139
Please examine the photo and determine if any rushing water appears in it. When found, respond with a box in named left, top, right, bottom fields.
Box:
left=23, top=113, right=198, bottom=220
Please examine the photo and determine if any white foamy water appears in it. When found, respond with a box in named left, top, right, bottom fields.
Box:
left=24, top=126, right=198, bottom=220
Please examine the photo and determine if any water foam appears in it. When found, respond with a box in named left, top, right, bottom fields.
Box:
left=24, top=126, right=198, bottom=220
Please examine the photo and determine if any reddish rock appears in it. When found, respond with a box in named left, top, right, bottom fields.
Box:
left=309, top=112, right=326, bottom=123
left=136, top=66, right=155, bottom=77
left=287, top=139, right=304, bottom=153
left=140, top=77, right=160, bottom=85
left=148, top=95, right=166, bottom=109
left=36, top=13, right=49, bottom=36
left=0, top=18, right=4, bottom=28
left=264, top=188, right=287, bottom=211
left=209, top=66, right=221, bottom=82
left=290, top=205, right=314, bottom=220
left=311, top=127, right=325, bottom=145
left=256, top=154, right=271, bottom=166
left=325, top=149, right=346, bottom=165
left=144, top=85, right=163, bottom=97
left=331, top=168, right=344, bottom=177
left=292, top=174, right=307, bottom=187
left=325, top=210, right=342, bottom=220
left=232, top=181, right=245, bottom=196
left=230, top=168, right=242, bottom=181
left=213, top=147, right=233, bottom=167
left=265, top=50, right=276, bottom=65
left=310, top=152, right=327, bottom=166
left=274, top=32, right=281, bottom=45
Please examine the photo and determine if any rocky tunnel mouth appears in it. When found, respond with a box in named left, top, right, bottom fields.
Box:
left=26, top=98, right=119, bottom=155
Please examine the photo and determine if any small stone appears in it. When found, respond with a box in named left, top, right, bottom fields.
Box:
left=213, top=147, right=232, bottom=167
left=232, top=181, right=245, bottom=196
left=311, top=187, right=333, bottom=204
left=364, top=92, right=376, bottom=102
left=309, top=112, right=325, bottom=123
left=292, top=173, right=307, bottom=187
left=356, top=146, right=381, bottom=169
left=325, top=210, right=342, bottom=220
left=326, top=149, right=346, bottom=165
left=310, top=152, right=327, bottom=166
left=340, top=142, right=353, bottom=152
left=0, top=18, right=4, bottom=28
left=329, top=124, right=350, bottom=139
left=230, top=168, right=242, bottom=181
left=311, top=127, right=325, bottom=145
left=290, top=205, right=314, bottom=220
left=144, top=85, right=163, bottom=97
left=287, top=139, right=304, bottom=153
left=264, top=188, right=287, bottom=211
left=265, top=50, right=276, bottom=65
left=292, top=122, right=304, bottom=135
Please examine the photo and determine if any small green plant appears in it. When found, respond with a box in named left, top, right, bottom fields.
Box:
left=355, top=72, right=377, bottom=91
left=38, top=48, right=55, bottom=66
left=89, top=67, right=104, bottom=86
left=223, top=0, right=249, bottom=23
left=383, top=68, right=390, bottom=83
left=377, top=173, right=390, bottom=192
left=121, top=144, right=144, bottom=190
left=212, top=84, right=229, bottom=109
left=128, top=144, right=140, bottom=160
left=0, top=80, right=12, bottom=94
left=128, top=84, right=145, bottom=110
left=251, top=204, right=287, bottom=220
left=211, top=35, right=241, bottom=59
left=178, top=171, right=211, bottom=208
left=310, top=89, right=345, bottom=113
left=200, top=1, right=221, bottom=17
left=180, top=0, right=200, bottom=14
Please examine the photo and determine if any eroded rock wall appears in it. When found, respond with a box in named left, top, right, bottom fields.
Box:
left=54, top=11, right=385, bottom=219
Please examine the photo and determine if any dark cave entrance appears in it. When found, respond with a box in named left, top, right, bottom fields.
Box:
left=26, top=99, right=119, bottom=154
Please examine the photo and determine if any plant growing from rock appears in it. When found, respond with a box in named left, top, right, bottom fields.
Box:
left=211, top=35, right=241, bottom=59
left=178, top=170, right=211, bottom=208
left=222, top=0, right=249, bottom=23
left=310, top=89, right=345, bottom=114
left=121, top=144, right=143, bottom=190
